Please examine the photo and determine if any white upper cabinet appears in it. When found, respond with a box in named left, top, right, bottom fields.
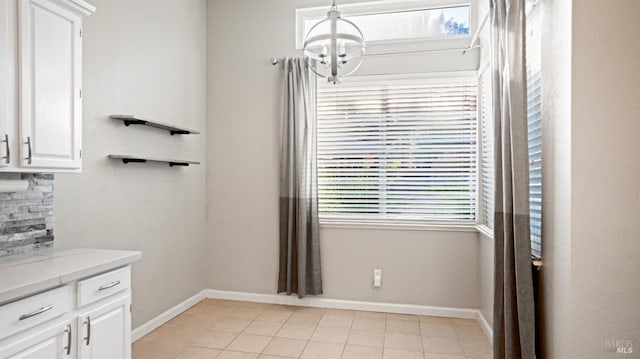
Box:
left=19, top=0, right=83, bottom=169
left=0, top=0, right=94, bottom=173
left=0, top=0, right=17, bottom=169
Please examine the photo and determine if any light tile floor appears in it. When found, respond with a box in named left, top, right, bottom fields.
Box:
left=133, top=299, right=492, bottom=359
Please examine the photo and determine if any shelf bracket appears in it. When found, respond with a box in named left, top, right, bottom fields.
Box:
left=122, top=158, right=147, bottom=164
left=170, top=130, right=190, bottom=136
left=123, top=119, right=148, bottom=126
left=169, top=162, right=189, bottom=167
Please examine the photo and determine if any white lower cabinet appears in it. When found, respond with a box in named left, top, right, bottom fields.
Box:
left=0, top=266, right=132, bottom=359
left=76, top=296, right=130, bottom=359
left=0, top=320, right=71, bottom=359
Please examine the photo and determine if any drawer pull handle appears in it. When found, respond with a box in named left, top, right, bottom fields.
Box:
left=19, top=305, right=53, bottom=320
left=2, top=134, right=9, bottom=164
left=84, top=316, right=91, bottom=346
left=64, top=324, right=72, bottom=355
left=98, top=280, right=121, bottom=291
left=24, top=136, right=32, bottom=165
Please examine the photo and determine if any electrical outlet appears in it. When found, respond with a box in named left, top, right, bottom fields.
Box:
left=373, top=269, right=382, bottom=288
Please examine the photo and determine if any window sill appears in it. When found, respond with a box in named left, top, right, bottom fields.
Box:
left=319, top=220, right=478, bottom=232
left=476, top=224, right=494, bottom=239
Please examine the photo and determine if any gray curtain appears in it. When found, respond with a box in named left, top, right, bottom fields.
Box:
left=278, top=58, right=322, bottom=298
left=491, top=0, right=536, bottom=358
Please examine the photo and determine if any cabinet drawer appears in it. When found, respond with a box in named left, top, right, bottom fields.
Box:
left=78, top=266, right=131, bottom=307
left=0, top=285, right=72, bottom=340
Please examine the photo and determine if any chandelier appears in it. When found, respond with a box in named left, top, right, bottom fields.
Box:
left=303, top=1, right=365, bottom=84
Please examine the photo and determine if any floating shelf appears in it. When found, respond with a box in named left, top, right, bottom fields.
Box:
left=108, top=154, right=200, bottom=167
left=110, top=115, right=201, bottom=135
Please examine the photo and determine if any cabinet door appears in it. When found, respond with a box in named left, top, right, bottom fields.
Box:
left=18, top=0, right=82, bottom=170
left=0, top=0, right=17, bottom=168
left=0, top=320, right=72, bottom=359
left=77, top=295, right=131, bottom=359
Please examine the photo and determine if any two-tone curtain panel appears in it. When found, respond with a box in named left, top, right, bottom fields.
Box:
left=491, top=0, right=536, bottom=358
left=278, top=58, right=323, bottom=298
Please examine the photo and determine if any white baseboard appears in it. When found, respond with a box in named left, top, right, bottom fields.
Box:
left=132, top=289, right=207, bottom=341
left=476, top=310, right=494, bottom=344
left=205, top=289, right=478, bottom=319
left=131, top=288, right=494, bottom=344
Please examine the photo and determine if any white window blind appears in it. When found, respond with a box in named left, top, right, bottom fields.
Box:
left=479, top=69, right=494, bottom=230
left=317, top=76, right=478, bottom=223
left=527, top=1, right=542, bottom=257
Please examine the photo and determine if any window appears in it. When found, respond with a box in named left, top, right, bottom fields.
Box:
left=527, top=1, right=542, bottom=257
left=316, top=75, right=478, bottom=223
left=296, top=1, right=474, bottom=49
left=302, top=5, right=470, bottom=44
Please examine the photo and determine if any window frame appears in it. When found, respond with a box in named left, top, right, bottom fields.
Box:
left=526, top=0, right=543, bottom=258
left=315, top=71, right=480, bottom=228
left=476, top=62, right=493, bottom=237
left=295, top=0, right=477, bottom=51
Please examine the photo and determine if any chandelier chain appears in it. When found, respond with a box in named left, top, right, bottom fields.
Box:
left=331, top=0, right=337, bottom=11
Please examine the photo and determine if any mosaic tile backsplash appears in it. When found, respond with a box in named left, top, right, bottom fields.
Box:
left=0, top=173, right=54, bottom=256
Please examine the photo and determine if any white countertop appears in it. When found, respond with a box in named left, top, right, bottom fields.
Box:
left=0, top=248, right=141, bottom=305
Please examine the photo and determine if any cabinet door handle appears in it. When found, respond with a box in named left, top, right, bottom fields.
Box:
left=2, top=134, right=9, bottom=164
left=83, top=316, right=91, bottom=346
left=64, top=324, right=72, bottom=356
left=24, top=136, right=32, bottom=165
left=18, top=305, right=53, bottom=320
left=98, top=280, right=121, bottom=291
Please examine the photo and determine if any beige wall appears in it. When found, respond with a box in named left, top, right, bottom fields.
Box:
left=206, top=0, right=481, bottom=309
left=570, top=0, right=640, bottom=357
left=55, top=0, right=208, bottom=327
left=319, top=228, right=479, bottom=308
left=538, top=0, right=572, bottom=357
left=540, top=0, right=640, bottom=358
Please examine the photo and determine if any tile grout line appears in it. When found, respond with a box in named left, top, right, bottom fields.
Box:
left=457, top=322, right=475, bottom=358
left=247, top=304, right=279, bottom=358
left=243, top=305, right=268, bottom=358
left=248, top=304, right=272, bottom=358
left=254, top=321, right=278, bottom=358
left=297, top=309, right=325, bottom=358
left=216, top=302, right=266, bottom=358
left=453, top=323, right=463, bottom=358
left=382, top=314, right=387, bottom=358
left=418, top=316, right=425, bottom=355
left=417, top=316, right=424, bottom=357
left=290, top=307, right=313, bottom=358
left=298, top=311, right=327, bottom=359
left=255, top=307, right=292, bottom=358
left=338, top=313, right=355, bottom=359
